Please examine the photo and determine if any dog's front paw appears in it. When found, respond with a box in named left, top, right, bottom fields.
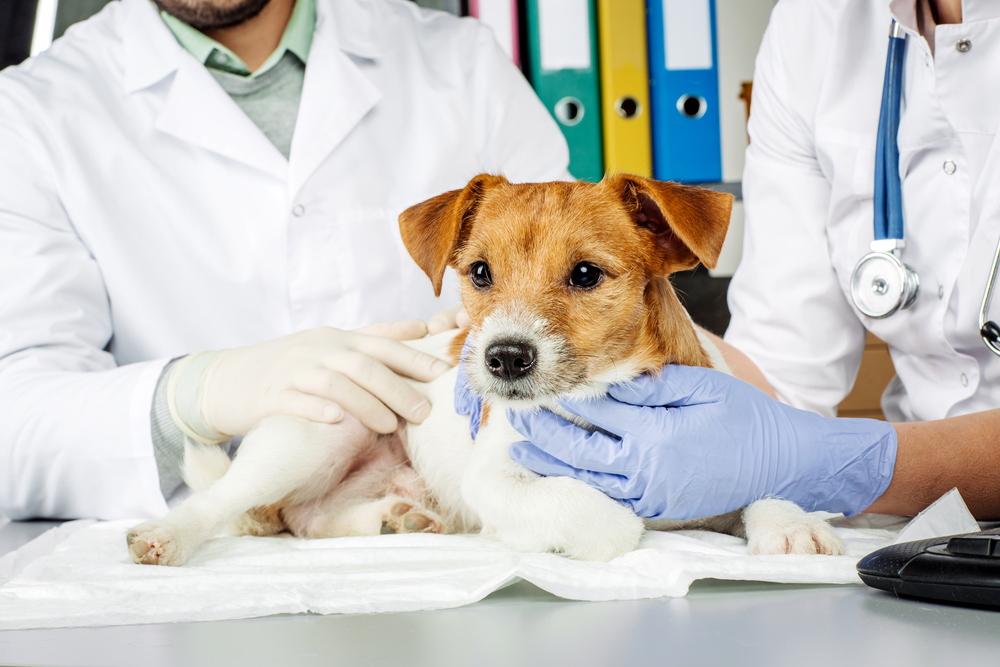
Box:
left=743, top=499, right=846, bottom=556
left=126, top=522, right=191, bottom=566
left=487, top=477, right=644, bottom=561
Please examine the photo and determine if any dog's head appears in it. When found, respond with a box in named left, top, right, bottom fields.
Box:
left=400, top=174, right=732, bottom=407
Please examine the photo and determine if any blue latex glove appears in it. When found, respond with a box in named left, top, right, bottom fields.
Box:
left=454, top=340, right=483, bottom=440
left=507, top=366, right=898, bottom=520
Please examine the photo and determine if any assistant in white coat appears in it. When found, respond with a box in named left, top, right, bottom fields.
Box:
left=0, top=0, right=570, bottom=520
left=726, top=0, right=1000, bottom=423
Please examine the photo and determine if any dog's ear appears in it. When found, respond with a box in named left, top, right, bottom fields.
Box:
left=399, top=174, right=507, bottom=296
left=611, top=174, right=733, bottom=271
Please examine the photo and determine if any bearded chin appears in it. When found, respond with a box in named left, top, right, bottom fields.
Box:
left=153, top=0, right=272, bottom=30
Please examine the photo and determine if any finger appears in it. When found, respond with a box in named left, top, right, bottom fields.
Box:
left=349, top=335, right=451, bottom=381
left=298, top=370, right=404, bottom=433
left=553, top=396, right=646, bottom=440
left=427, top=305, right=463, bottom=335
left=606, top=366, right=725, bottom=407
left=455, top=309, right=471, bottom=329
left=316, top=355, right=434, bottom=426
left=508, top=441, right=635, bottom=500
left=506, top=408, right=632, bottom=475
left=267, top=389, right=345, bottom=426
left=355, top=319, right=428, bottom=341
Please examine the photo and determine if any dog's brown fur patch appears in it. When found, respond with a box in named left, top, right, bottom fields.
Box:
left=448, top=329, right=470, bottom=365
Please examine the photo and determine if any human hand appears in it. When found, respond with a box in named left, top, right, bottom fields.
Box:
left=453, top=340, right=483, bottom=439
left=427, top=304, right=471, bottom=335
left=507, top=366, right=897, bottom=520
left=170, top=321, right=451, bottom=439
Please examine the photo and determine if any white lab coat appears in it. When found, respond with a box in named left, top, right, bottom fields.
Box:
left=726, top=0, right=1000, bottom=421
left=0, top=0, right=570, bottom=520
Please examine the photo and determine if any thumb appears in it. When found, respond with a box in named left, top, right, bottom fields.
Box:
left=608, top=365, right=725, bottom=407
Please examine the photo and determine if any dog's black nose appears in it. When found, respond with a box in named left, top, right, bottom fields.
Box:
left=485, top=341, right=537, bottom=380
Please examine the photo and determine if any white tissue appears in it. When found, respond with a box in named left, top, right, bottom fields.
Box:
left=0, top=490, right=979, bottom=630
left=890, top=487, right=980, bottom=544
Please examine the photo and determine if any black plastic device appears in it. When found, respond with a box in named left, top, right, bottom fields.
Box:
left=857, top=527, right=1000, bottom=607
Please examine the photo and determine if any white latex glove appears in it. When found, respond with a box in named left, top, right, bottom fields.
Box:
left=426, top=305, right=471, bottom=335
left=168, top=320, right=452, bottom=439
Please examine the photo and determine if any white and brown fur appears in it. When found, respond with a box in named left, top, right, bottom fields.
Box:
left=127, top=173, right=844, bottom=566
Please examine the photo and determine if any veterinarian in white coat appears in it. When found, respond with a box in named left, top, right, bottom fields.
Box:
left=0, top=0, right=569, bottom=521
left=512, top=0, right=1000, bottom=522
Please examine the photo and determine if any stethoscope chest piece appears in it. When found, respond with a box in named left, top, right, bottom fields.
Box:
left=850, top=250, right=920, bottom=319
left=852, top=21, right=920, bottom=320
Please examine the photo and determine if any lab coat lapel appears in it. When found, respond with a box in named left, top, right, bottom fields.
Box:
left=288, top=0, right=382, bottom=197
left=121, top=0, right=287, bottom=181
left=156, top=60, right=288, bottom=180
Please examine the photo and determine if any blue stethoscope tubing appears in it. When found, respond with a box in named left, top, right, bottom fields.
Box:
left=873, top=22, right=906, bottom=242
left=849, top=21, right=920, bottom=320
left=849, top=20, right=1000, bottom=355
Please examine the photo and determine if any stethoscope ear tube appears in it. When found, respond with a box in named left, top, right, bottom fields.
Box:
left=876, top=29, right=907, bottom=242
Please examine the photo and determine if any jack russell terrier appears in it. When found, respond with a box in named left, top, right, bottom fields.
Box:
left=127, top=173, right=845, bottom=566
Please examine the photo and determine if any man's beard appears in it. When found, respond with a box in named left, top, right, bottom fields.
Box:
left=153, top=0, right=272, bottom=30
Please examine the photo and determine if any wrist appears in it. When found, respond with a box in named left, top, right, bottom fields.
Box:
left=166, top=350, right=230, bottom=444
left=779, top=414, right=898, bottom=516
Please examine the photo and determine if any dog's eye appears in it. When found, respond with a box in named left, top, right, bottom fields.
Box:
left=569, top=262, right=603, bottom=289
left=470, top=261, right=492, bottom=289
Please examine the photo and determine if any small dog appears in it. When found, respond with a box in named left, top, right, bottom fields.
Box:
left=127, top=173, right=844, bottom=566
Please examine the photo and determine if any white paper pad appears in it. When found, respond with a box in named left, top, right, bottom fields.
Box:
left=0, top=493, right=977, bottom=630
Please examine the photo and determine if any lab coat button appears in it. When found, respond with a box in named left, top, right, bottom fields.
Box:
left=956, top=39, right=971, bottom=53
left=943, top=160, right=957, bottom=175
left=292, top=204, right=305, bottom=217
left=938, top=284, right=944, bottom=299
left=961, top=373, right=969, bottom=387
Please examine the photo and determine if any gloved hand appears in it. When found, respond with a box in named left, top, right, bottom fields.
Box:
left=454, top=340, right=483, bottom=439
left=168, top=320, right=452, bottom=440
left=426, top=304, right=471, bottom=335
left=507, top=366, right=898, bottom=520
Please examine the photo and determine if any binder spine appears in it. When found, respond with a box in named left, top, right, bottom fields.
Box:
left=647, top=0, right=723, bottom=183
left=597, top=0, right=653, bottom=178
left=524, top=0, right=604, bottom=181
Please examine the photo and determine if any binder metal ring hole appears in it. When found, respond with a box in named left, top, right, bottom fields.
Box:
left=614, top=96, right=641, bottom=119
left=677, top=94, right=707, bottom=119
left=554, top=97, right=584, bottom=127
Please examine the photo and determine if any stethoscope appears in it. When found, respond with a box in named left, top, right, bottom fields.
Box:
left=849, top=21, right=1000, bottom=356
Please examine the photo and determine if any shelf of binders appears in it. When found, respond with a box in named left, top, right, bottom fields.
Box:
left=414, top=0, right=773, bottom=186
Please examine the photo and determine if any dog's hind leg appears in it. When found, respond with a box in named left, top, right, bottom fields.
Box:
left=303, top=493, right=446, bottom=538
left=285, top=454, right=447, bottom=538
left=127, top=414, right=376, bottom=566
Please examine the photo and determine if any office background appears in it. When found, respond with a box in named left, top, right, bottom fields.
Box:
left=0, top=0, right=777, bottom=332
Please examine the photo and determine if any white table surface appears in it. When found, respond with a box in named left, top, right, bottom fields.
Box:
left=0, top=520, right=997, bottom=667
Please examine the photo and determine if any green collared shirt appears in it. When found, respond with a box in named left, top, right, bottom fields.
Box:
left=156, top=0, right=315, bottom=160
left=160, top=0, right=315, bottom=77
